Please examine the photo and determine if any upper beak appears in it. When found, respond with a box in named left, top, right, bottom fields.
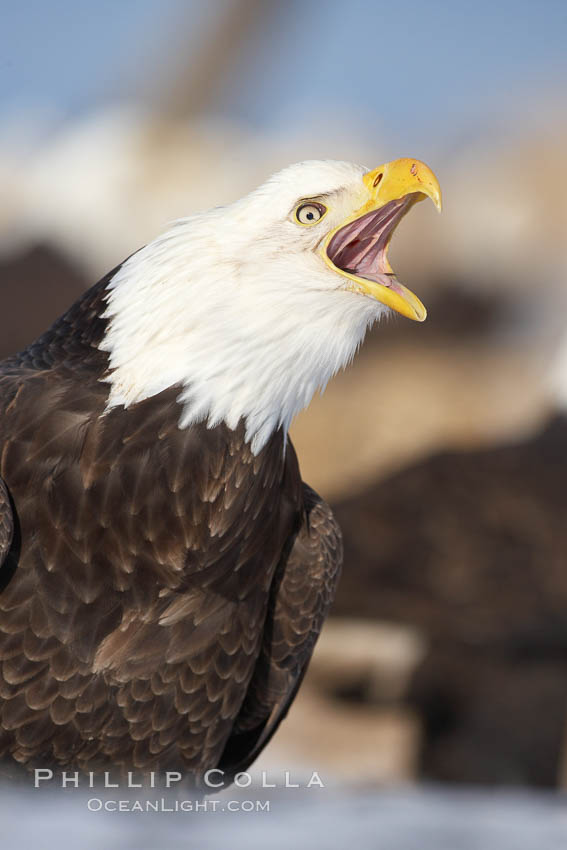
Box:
left=364, top=158, right=442, bottom=215
left=322, top=158, right=442, bottom=322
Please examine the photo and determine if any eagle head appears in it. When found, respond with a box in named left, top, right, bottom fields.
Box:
left=101, top=159, right=442, bottom=451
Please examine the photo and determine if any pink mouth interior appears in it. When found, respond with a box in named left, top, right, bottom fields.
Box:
left=326, top=195, right=416, bottom=295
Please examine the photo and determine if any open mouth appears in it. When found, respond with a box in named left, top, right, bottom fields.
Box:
left=326, top=194, right=418, bottom=302
left=319, top=158, right=441, bottom=321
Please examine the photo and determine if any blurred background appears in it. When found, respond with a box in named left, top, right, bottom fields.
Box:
left=2, top=0, right=567, bottom=844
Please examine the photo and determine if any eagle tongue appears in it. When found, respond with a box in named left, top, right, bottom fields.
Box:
left=356, top=271, right=407, bottom=295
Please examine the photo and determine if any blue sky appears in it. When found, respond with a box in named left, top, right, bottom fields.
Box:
left=2, top=0, right=566, bottom=151
left=0, top=0, right=173, bottom=115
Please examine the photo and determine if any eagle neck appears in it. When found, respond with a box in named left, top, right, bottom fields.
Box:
left=99, top=222, right=375, bottom=454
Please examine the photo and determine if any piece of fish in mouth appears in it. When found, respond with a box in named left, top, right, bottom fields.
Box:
left=327, top=196, right=414, bottom=279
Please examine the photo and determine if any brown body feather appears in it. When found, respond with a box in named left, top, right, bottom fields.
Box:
left=0, top=269, right=342, bottom=779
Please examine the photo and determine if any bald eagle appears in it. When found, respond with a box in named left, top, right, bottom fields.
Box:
left=0, top=158, right=441, bottom=781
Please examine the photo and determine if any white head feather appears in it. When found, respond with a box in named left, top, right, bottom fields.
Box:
left=99, top=160, right=389, bottom=453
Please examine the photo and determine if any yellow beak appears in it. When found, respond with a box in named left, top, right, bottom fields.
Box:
left=322, top=158, right=442, bottom=322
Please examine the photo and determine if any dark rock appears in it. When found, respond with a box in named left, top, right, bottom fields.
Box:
left=333, top=415, right=567, bottom=786
left=0, top=244, right=88, bottom=359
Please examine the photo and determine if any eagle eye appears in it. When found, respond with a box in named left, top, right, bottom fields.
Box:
left=295, top=202, right=327, bottom=226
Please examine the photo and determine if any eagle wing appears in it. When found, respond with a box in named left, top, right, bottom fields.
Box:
left=0, top=477, right=13, bottom=572
left=0, top=275, right=339, bottom=778
left=0, top=366, right=306, bottom=776
left=218, top=482, right=343, bottom=775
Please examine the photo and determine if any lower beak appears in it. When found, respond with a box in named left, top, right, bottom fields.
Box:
left=322, top=158, right=442, bottom=322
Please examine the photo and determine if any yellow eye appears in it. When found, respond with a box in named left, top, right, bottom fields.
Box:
left=295, top=202, right=327, bottom=225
